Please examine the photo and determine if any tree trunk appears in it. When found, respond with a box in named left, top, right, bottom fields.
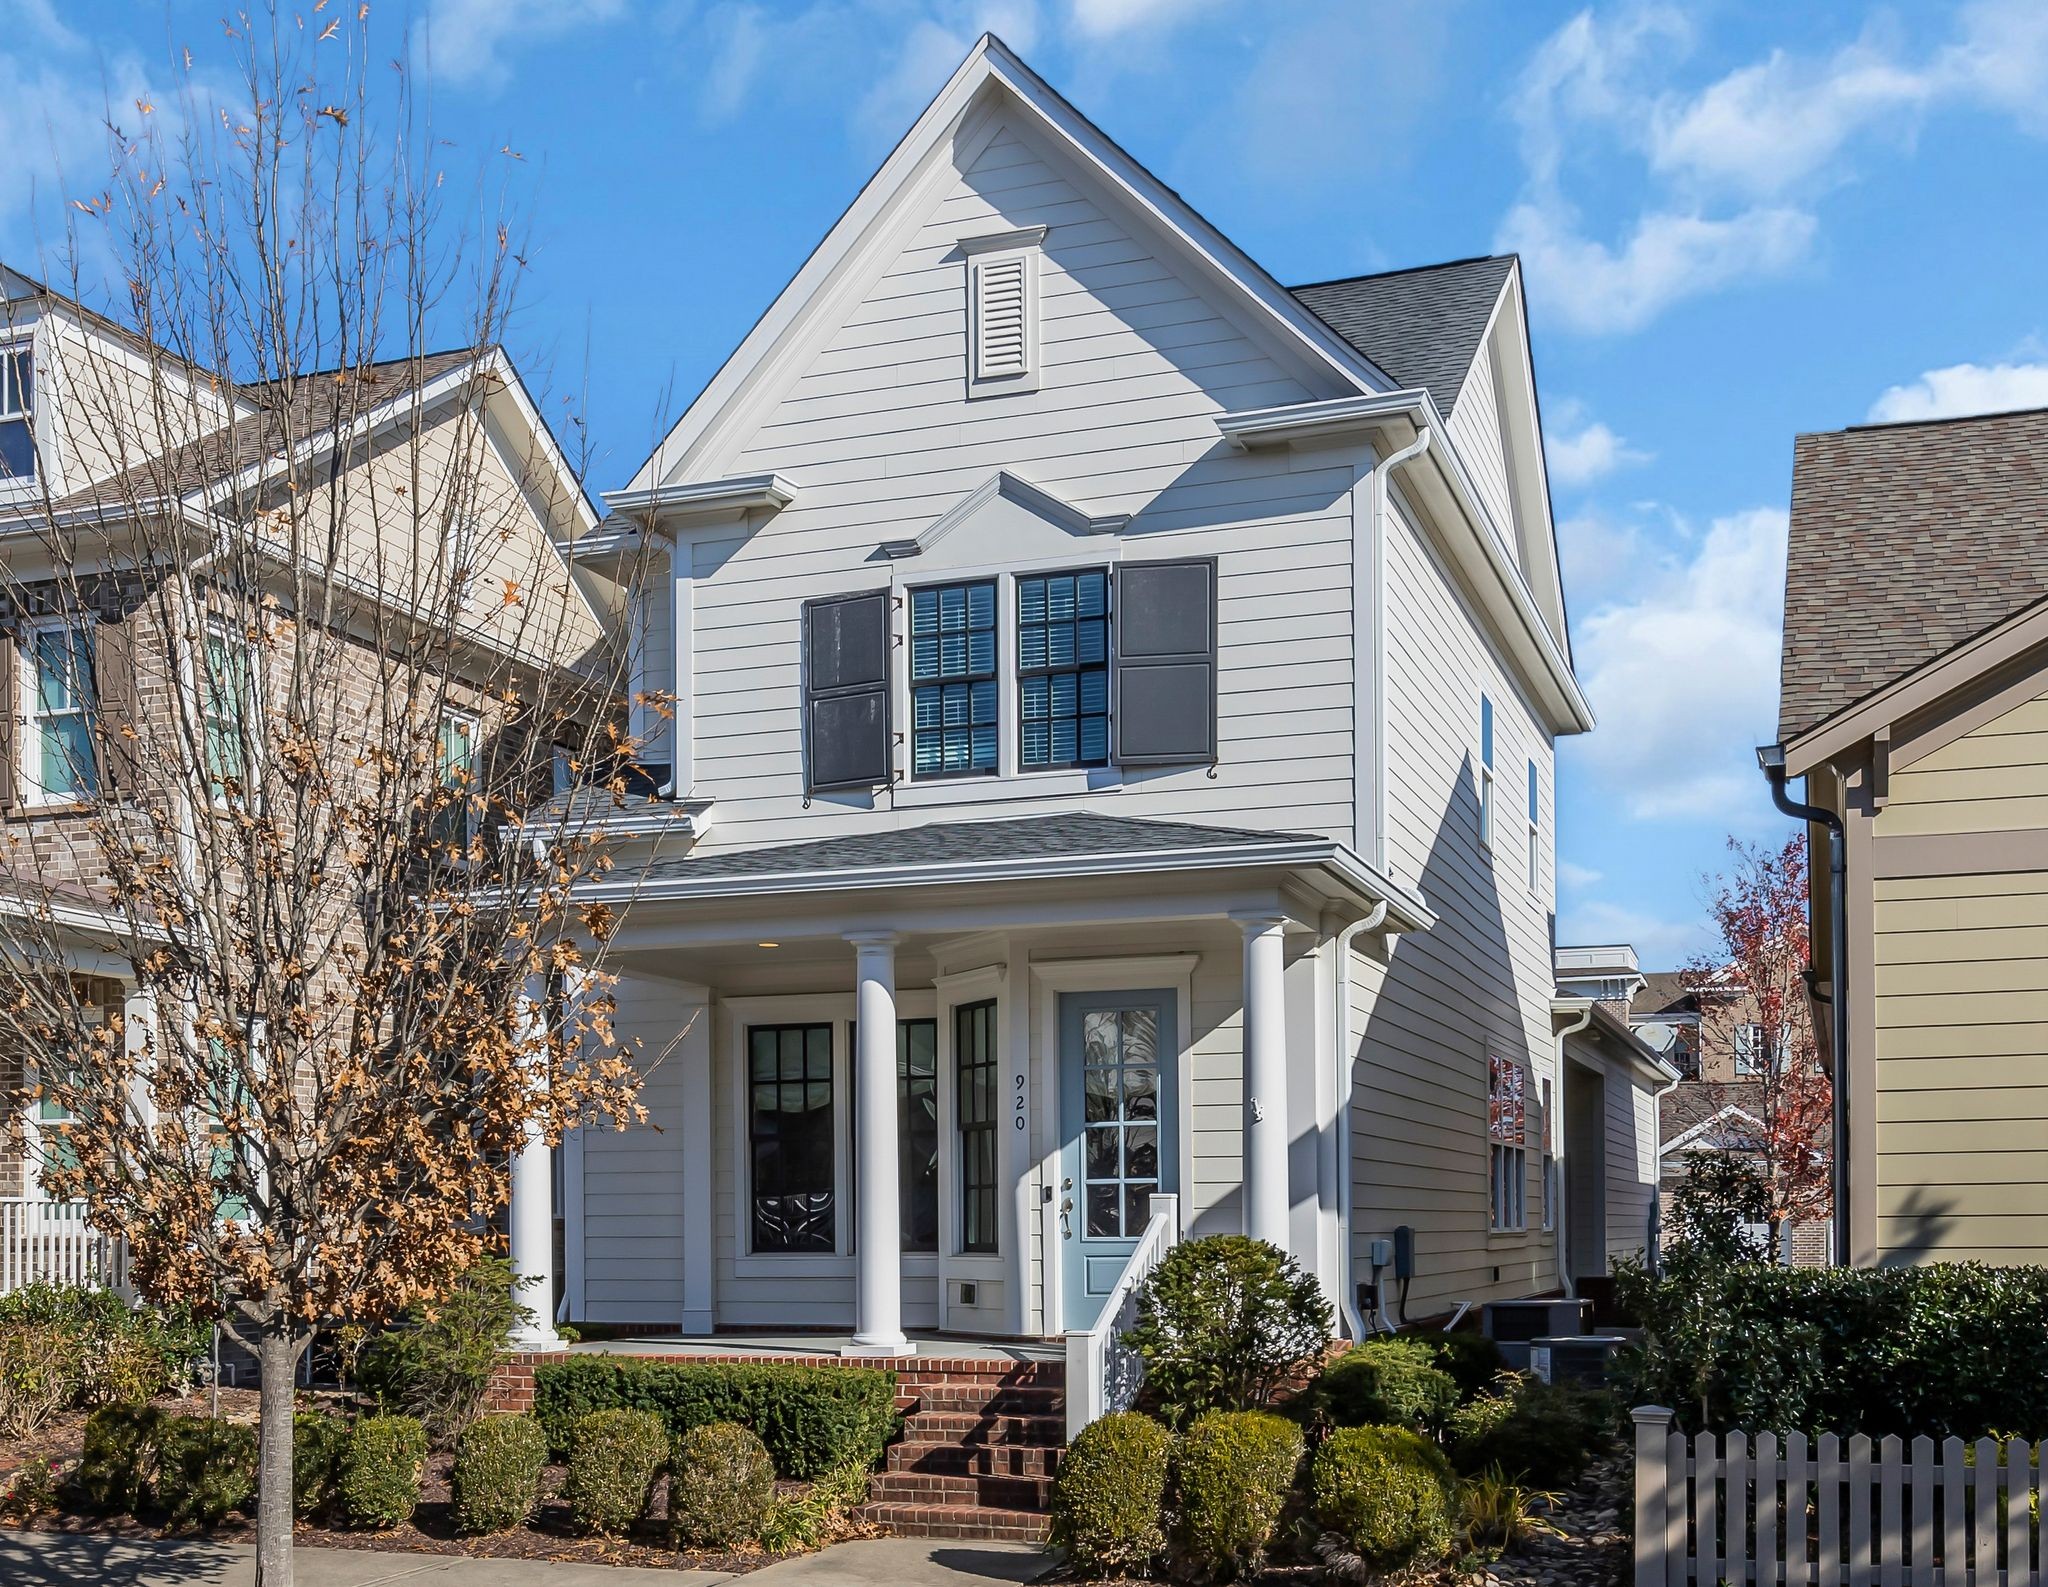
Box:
left=254, top=1314, right=304, bottom=1587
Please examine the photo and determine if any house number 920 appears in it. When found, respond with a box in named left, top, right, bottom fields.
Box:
left=1013, top=1074, right=1026, bottom=1130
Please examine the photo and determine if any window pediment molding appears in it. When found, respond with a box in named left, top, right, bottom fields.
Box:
left=879, top=470, right=1126, bottom=562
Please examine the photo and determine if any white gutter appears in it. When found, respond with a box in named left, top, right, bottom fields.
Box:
left=1369, top=426, right=1433, bottom=872
left=1332, top=899, right=1388, bottom=1340
left=1552, top=999, right=1595, bottom=1300
left=602, top=473, right=796, bottom=523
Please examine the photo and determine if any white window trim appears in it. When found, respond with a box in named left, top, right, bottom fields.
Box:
left=0, top=331, right=39, bottom=495
left=1478, top=695, right=1495, bottom=853
left=934, top=963, right=1009, bottom=1282
left=888, top=547, right=1125, bottom=807
left=196, top=614, right=259, bottom=805
left=1487, top=1053, right=1528, bottom=1234
left=725, top=989, right=941, bottom=1279
left=961, top=226, right=1045, bottom=398
left=1526, top=759, right=1541, bottom=896
left=438, top=705, right=482, bottom=849
left=18, top=617, right=95, bottom=807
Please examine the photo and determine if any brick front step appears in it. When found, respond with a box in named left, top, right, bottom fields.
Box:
left=889, top=1441, right=1060, bottom=1479
left=858, top=1501, right=1051, bottom=1543
left=896, top=1413, right=1065, bottom=1447
left=869, top=1471, right=1053, bottom=1509
left=908, top=1386, right=1062, bottom=1417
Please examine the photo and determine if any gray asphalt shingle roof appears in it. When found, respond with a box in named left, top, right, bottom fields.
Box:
left=1781, top=406, right=2048, bottom=742
left=641, top=811, right=1319, bottom=885
left=1290, top=256, right=1516, bottom=415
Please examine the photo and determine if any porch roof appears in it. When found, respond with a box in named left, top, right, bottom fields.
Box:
left=583, top=811, right=1432, bottom=930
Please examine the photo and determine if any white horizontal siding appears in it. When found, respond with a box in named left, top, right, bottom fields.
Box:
left=1445, top=337, right=1515, bottom=565
left=1607, top=1078, right=1657, bottom=1265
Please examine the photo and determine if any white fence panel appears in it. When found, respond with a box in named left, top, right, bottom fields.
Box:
left=0, top=1197, right=130, bottom=1295
left=1634, top=1407, right=2044, bottom=1587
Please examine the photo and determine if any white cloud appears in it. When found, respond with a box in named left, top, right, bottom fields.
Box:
left=1867, top=360, right=2048, bottom=423
left=1557, top=859, right=1604, bottom=890
left=854, top=1, right=1040, bottom=144
left=1066, top=0, right=1222, bottom=38
left=1545, top=401, right=1651, bottom=488
left=1556, top=898, right=1708, bottom=967
left=412, top=0, right=630, bottom=94
left=1570, top=506, right=1787, bottom=823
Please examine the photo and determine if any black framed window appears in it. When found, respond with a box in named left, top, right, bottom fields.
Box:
left=909, top=580, right=997, bottom=778
left=956, top=1000, right=999, bottom=1254
left=898, top=1019, right=939, bottom=1253
left=748, top=1023, right=835, bottom=1253
left=1018, top=569, right=1108, bottom=770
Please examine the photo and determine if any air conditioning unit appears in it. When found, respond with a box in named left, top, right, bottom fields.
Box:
left=1482, top=1299, right=1590, bottom=1368
left=1529, top=1334, right=1628, bottom=1387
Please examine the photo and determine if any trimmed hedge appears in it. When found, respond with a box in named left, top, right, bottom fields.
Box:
left=564, top=1408, right=667, bottom=1537
left=1615, top=1258, right=2048, bottom=1438
left=532, top=1357, right=896, bottom=1478
left=154, top=1417, right=256, bottom=1527
left=1317, top=1338, right=1459, bottom=1432
left=294, top=1410, right=350, bottom=1519
left=1049, top=1411, right=1171, bottom=1577
left=670, top=1421, right=776, bottom=1549
left=338, top=1415, right=427, bottom=1530
left=1427, top=1331, right=1508, bottom=1399
left=1170, top=1409, right=1303, bottom=1584
left=1447, top=1377, right=1609, bottom=1482
left=452, top=1414, right=547, bottom=1535
left=1310, top=1425, right=1456, bottom=1572
left=78, top=1404, right=169, bottom=1514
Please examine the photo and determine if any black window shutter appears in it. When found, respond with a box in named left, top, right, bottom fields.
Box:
left=802, top=589, right=892, bottom=793
left=1112, top=557, right=1217, bottom=767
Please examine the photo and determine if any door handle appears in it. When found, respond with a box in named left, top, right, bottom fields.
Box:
left=1059, top=1196, right=1074, bottom=1240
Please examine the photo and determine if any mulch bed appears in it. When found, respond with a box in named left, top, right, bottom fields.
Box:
left=0, top=1391, right=861, bottom=1574
left=1466, top=1446, right=1630, bottom=1587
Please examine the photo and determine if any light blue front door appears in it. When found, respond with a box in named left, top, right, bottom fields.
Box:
left=1058, top=990, right=1177, bottom=1333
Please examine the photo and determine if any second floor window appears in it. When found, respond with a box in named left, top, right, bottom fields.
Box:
left=1018, top=569, right=1108, bottom=770
left=1526, top=759, right=1540, bottom=894
left=0, top=343, right=32, bottom=483
left=1734, top=1021, right=1770, bottom=1075
left=434, top=709, right=479, bottom=853
left=909, top=579, right=997, bottom=779
left=202, top=623, right=252, bottom=795
left=27, top=624, right=95, bottom=802
left=1479, top=695, right=1496, bottom=850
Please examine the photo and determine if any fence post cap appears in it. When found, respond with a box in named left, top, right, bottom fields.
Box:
left=1631, top=1404, right=1675, bottom=1425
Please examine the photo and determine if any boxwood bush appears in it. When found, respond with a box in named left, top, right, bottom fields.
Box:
left=153, top=1416, right=257, bottom=1527
left=532, top=1357, right=895, bottom=1477
left=1447, top=1377, right=1609, bottom=1482
left=77, top=1404, right=170, bottom=1514
left=1048, top=1411, right=1172, bottom=1577
left=293, top=1410, right=350, bottom=1519
left=451, top=1414, right=548, bottom=1535
left=1309, top=1425, right=1456, bottom=1573
left=1316, top=1338, right=1460, bottom=1431
left=1170, top=1409, right=1303, bottom=1583
left=670, top=1421, right=776, bottom=1549
left=338, top=1414, right=427, bottom=1529
left=565, top=1407, right=668, bottom=1537
left=1614, top=1256, right=2048, bottom=1437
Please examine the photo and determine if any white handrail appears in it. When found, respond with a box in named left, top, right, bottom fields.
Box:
left=1064, top=1192, right=1178, bottom=1442
left=0, top=1197, right=130, bottom=1295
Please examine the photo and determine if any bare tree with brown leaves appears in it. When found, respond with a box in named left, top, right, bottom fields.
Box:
left=0, top=11, right=663, bottom=1582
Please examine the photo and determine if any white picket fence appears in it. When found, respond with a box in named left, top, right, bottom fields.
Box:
left=0, top=1197, right=130, bottom=1294
left=1634, top=1406, right=2046, bottom=1587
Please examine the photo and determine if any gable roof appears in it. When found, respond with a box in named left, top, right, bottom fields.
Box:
left=1780, top=406, right=2048, bottom=744
left=1290, top=256, right=1516, bottom=415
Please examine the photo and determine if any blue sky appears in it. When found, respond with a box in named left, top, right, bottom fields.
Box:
left=7, top=0, right=2048, bottom=967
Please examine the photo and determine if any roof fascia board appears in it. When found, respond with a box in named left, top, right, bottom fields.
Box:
left=603, top=472, right=798, bottom=525
left=1477, top=268, right=1572, bottom=666
left=1783, top=592, right=2048, bottom=776
left=625, top=34, right=1387, bottom=495
left=1222, top=388, right=1592, bottom=734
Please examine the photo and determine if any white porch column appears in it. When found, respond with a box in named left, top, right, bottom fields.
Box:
left=1235, top=911, right=1290, bottom=1251
left=847, top=931, right=907, bottom=1355
left=509, top=973, right=560, bottom=1349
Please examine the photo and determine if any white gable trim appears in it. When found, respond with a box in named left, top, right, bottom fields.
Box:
left=625, top=33, right=1388, bottom=495
left=1661, top=1103, right=1767, bottom=1159
left=880, top=469, right=1127, bottom=560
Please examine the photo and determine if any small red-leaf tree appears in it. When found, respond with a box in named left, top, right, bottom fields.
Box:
left=1683, top=836, right=1834, bottom=1255
left=0, top=11, right=665, bottom=1585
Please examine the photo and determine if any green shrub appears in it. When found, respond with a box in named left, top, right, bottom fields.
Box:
left=755, top=1462, right=871, bottom=1555
left=1613, top=1255, right=2048, bottom=1439
left=1309, top=1425, right=1456, bottom=1572
left=1048, top=1411, right=1171, bottom=1577
left=294, top=1410, right=350, bottom=1519
left=1317, top=1338, right=1460, bottom=1432
left=1428, top=1332, right=1508, bottom=1400
left=1448, top=1378, right=1608, bottom=1483
left=355, top=1257, right=531, bottom=1445
left=152, top=1416, right=257, bottom=1527
left=338, top=1414, right=427, bottom=1529
left=0, top=1283, right=207, bottom=1406
left=670, top=1421, right=776, bottom=1549
left=0, top=1323, right=84, bottom=1440
left=531, top=1356, right=896, bottom=1477
left=564, top=1407, right=667, bottom=1537
left=77, top=1404, right=169, bottom=1514
left=1124, top=1236, right=1333, bottom=1427
left=1170, top=1410, right=1303, bottom=1583
left=451, top=1414, right=547, bottom=1535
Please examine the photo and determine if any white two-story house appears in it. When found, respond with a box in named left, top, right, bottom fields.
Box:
left=522, top=36, right=1620, bottom=1368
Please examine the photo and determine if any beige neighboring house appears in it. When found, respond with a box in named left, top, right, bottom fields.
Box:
left=1768, top=405, right=2048, bottom=1268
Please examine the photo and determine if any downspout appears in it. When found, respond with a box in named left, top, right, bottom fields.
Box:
left=1646, top=1065, right=1683, bottom=1278
left=1553, top=1004, right=1593, bottom=1298
left=1369, top=426, right=1432, bottom=873
left=1758, top=744, right=1849, bottom=1267
left=1333, top=899, right=1388, bottom=1341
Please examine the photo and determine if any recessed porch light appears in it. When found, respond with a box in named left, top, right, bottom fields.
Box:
left=757, top=941, right=780, bottom=949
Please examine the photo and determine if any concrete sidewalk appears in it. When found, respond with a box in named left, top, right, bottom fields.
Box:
left=0, top=1532, right=1047, bottom=1585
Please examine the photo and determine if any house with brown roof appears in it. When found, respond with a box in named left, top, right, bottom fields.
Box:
left=1765, top=405, right=2048, bottom=1268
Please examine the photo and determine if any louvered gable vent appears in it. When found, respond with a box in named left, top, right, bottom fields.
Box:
left=974, top=255, right=1028, bottom=378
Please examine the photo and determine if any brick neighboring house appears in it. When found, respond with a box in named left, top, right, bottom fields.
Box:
left=1630, top=970, right=1833, bottom=1265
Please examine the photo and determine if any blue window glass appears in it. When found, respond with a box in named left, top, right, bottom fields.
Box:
left=910, top=579, right=998, bottom=778
left=1527, top=759, right=1539, bottom=824
left=1018, top=569, right=1108, bottom=770
left=1481, top=695, right=1494, bottom=770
